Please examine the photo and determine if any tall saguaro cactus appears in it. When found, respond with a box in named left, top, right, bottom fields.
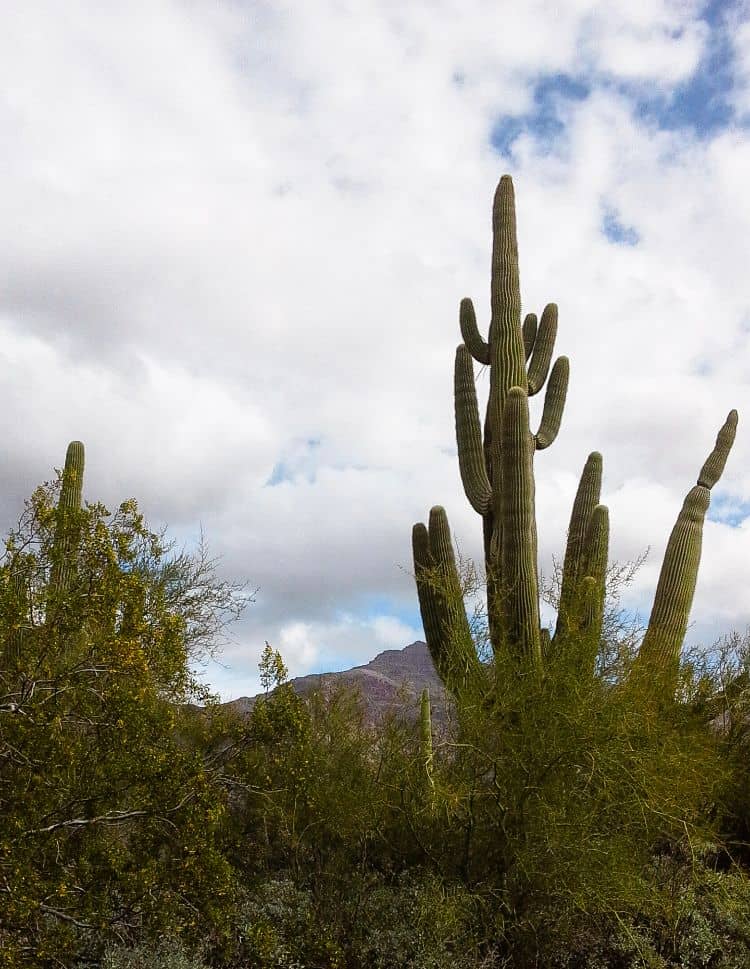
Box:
left=415, top=176, right=573, bottom=669
left=413, top=176, right=737, bottom=699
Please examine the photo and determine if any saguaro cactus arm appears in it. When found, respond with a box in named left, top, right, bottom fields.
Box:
left=527, top=303, right=558, bottom=396
left=412, top=508, right=487, bottom=698
left=698, top=409, right=738, bottom=488
left=578, top=504, right=609, bottom=659
left=534, top=355, right=569, bottom=451
left=522, top=313, right=537, bottom=361
left=637, top=410, right=738, bottom=675
left=555, top=452, right=603, bottom=645
left=637, top=486, right=710, bottom=671
left=455, top=345, right=492, bottom=515
left=460, top=298, right=490, bottom=365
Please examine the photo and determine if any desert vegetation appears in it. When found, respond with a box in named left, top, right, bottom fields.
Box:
left=2, top=178, right=749, bottom=968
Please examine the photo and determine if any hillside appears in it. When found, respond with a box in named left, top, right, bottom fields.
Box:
left=224, top=640, right=450, bottom=726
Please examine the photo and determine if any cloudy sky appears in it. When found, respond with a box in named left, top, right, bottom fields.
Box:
left=2, top=0, right=749, bottom=699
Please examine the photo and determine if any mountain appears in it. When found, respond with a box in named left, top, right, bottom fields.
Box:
left=224, top=640, right=450, bottom=727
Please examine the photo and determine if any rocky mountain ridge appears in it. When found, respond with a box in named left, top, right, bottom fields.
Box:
left=224, top=640, right=450, bottom=726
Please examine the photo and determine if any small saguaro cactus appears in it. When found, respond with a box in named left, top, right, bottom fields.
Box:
left=49, top=440, right=85, bottom=601
left=6, top=553, right=33, bottom=666
left=413, top=176, right=737, bottom=700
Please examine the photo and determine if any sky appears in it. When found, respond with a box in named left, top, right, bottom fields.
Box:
left=1, top=0, right=749, bottom=700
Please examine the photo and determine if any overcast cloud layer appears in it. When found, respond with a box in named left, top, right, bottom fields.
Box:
left=2, top=0, right=749, bottom=699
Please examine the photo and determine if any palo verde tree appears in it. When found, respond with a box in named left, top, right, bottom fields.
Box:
left=0, top=442, right=252, bottom=967
left=413, top=175, right=737, bottom=699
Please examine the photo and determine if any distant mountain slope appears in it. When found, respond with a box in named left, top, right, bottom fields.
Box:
left=225, top=640, right=450, bottom=726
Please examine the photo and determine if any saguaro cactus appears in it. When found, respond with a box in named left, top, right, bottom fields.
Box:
left=415, top=176, right=574, bottom=671
left=48, top=440, right=85, bottom=607
left=6, top=554, right=33, bottom=666
left=413, top=176, right=737, bottom=699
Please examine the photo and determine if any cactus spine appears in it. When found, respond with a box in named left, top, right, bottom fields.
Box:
left=413, top=176, right=737, bottom=700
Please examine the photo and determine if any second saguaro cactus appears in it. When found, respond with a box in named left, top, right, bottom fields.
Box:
left=413, top=176, right=737, bottom=698
left=49, top=440, right=85, bottom=603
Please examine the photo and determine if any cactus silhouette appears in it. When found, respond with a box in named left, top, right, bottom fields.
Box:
left=413, top=176, right=737, bottom=697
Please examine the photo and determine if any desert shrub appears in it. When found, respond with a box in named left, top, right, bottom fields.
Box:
left=101, top=938, right=210, bottom=969
left=233, top=871, right=491, bottom=969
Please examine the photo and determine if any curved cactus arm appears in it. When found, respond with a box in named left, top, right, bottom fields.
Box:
left=698, top=410, right=738, bottom=488
left=499, top=388, right=541, bottom=665
left=522, top=313, right=538, bottom=361
left=527, top=303, right=558, bottom=396
left=637, top=409, right=738, bottom=679
left=413, top=522, right=449, bottom=683
left=636, top=486, right=710, bottom=673
left=534, top=356, right=569, bottom=451
left=460, top=298, right=490, bottom=365
left=455, top=345, right=492, bottom=515
left=413, top=509, right=486, bottom=698
left=555, top=452, right=602, bottom=644
left=49, top=440, right=85, bottom=599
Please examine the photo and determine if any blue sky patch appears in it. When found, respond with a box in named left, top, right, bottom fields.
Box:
left=708, top=495, right=750, bottom=527
left=349, top=595, right=423, bottom=633
left=601, top=205, right=640, bottom=246
left=492, top=3, right=745, bottom=164
left=265, top=461, right=294, bottom=486
left=611, top=0, right=740, bottom=138
left=491, top=71, right=590, bottom=158
left=264, top=437, right=321, bottom=487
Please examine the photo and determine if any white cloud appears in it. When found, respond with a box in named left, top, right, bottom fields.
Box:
left=1, top=1, right=748, bottom=697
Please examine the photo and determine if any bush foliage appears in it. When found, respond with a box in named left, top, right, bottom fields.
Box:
left=2, top=467, right=750, bottom=967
